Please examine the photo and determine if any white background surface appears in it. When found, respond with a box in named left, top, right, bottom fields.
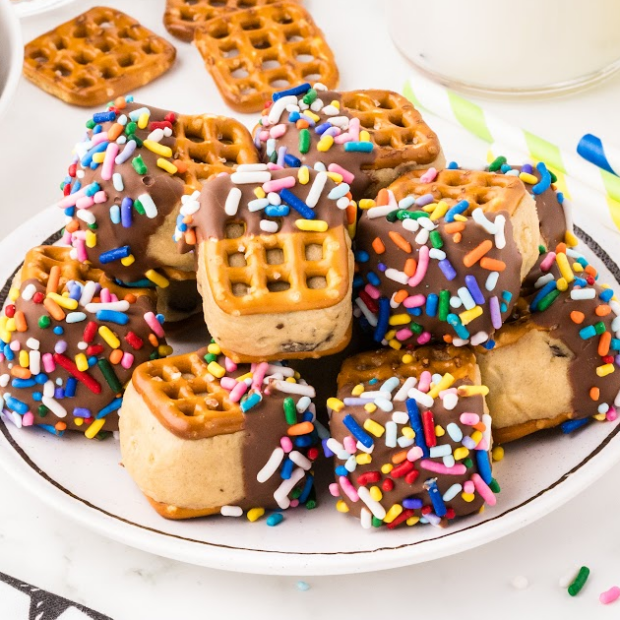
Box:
left=2, top=0, right=620, bottom=617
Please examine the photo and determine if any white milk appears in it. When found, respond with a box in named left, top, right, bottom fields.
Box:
left=388, top=0, right=620, bottom=93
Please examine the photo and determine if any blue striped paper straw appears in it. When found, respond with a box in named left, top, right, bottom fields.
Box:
left=577, top=134, right=620, bottom=177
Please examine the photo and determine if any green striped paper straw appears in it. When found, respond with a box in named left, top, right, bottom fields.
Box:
left=403, top=78, right=620, bottom=234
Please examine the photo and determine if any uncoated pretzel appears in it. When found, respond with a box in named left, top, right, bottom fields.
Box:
left=23, top=6, right=176, bottom=107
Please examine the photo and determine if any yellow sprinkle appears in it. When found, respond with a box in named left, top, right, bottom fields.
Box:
left=356, top=453, right=372, bottom=465
left=555, top=251, right=574, bottom=283
left=565, top=230, right=579, bottom=247
left=381, top=463, right=393, bottom=475
left=297, top=166, right=310, bottom=185
left=435, top=424, right=445, bottom=437
left=478, top=505, right=486, bottom=514
left=597, top=363, right=615, bottom=377
left=0, top=330, right=11, bottom=343
left=145, top=269, right=170, bottom=288
left=363, top=418, right=385, bottom=437
left=364, top=403, right=377, bottom=414
left=285, top=376, right=297, bottom=383
left=401, top=353, right=413, bottom=364
left=143, top=140, right=172, bottom=158
left=453, top=214, right=468, bottom=222
left=92, top=151, right=105, bottom=164
left=47, top=292, right=78, bottom=310
left=388, top=339, right=402, bottom=350
left=519, top=171, right=538, bottom=184
left=385, top=329, right=396, bottom=341
left=325, top=171, right=343, bottom=183
left=573, top=262, right=584, bottom=272
left=359, top=199, right=375, bottom=210
left=157, top=158, right=178, bottom=174
left=327, top=397, right=345, bottom=412
left=348, top=221, right=357, bottom=239
left=389, top=313, right=411, bottom=326
left=458, top=385, right=490, bottom=397
left=422, top=203, right=435, bottom=213
left=406, top=516, right=420, bottom=526
left=74, top=418, right=83, bottom=427
left=207, top=361, right=225, bottom=378
left=19, top=350, right=29, bottom=368
left=295, top=219, right=328, bottom=232
left=430, top=200, right=449, bottom=221
left=594, top=413, right=607, bottom=421
left=454, top=447, right=469, bottom=460
left=330, top=100, right=340, bottom=109
left=492, top=446, right=504, bottom=462
left=121, top=254, right=135, bottom=266
left=428, top=373, right=455, bottom=399
left=470, top=430, right=483, bottom=446
left=360, top=130, right=371, bottom=142
left=207, top=343, right=221, bottom=355
left=159, top=345, right=173, bottom=356
left=383, top=504, right=403, bottom=524
left=369, top=486, right=383, bottom=502
left=254, top=187, right=266, bottom=199
left=75, top=353, right=89, bottom=372
left=85, top=418, right=106, bottom=439
left=5, top=318, right=15, bottom=332
left=352, top=384, right=364, bottom=396
left=304, top=110, right=320, bottom=123
left=317, top=135, right=334, bottom=152
left=138, top=112, right=149, bottom=129
left=247, top=507, right=265, bottom=522
left=8, top=288, right=19, bottom=302
left=461, top=492, right=475, bottom=503
left=85, top=230, right=97, bottom=248
left=557, top=277, right=568, bottom=292
left=98, top=325, right=120, bottom=349
left=401, top=426, right=415, bottom=439
left=460, top=306, right=483, bottom=325
left=336, top=500, right=350, bottom=513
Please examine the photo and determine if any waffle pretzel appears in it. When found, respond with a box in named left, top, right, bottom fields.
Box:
left=23, top=7, right=176, bottom=107
left=194, top=2, right=338, bottom=112
left=164, top=0, right=293, bottom=42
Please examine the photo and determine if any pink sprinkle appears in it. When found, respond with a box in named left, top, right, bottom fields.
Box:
left=266, top=163, right=284, bottom=170
left=61, top=231, right=72, bottom=245
left=439, top=388, right=458, bottom=398
left=329, top=482, right=341, bottom=497
left=403, top=294, right=426, bottom=308
left=339, top=476, right=359, bottom=502
left=416, top=330, right=431, bottom=344
left=75, top=239, right=88, bottom=262
left=460, top=413, right=480, bottom=425
left=408, top=245, right=429, bottom=287
left=269, top=123, right=287, bottom=139
left=101, top=142, right=119, bottom=181
left=58, top=186, right=88, bottom=209
left=252, top=362, right=269, bottom=391
left=91, top=132, right=109, bottom=145
left=220, top=377, right=237, bottom=391
left=230, top=380, right=249, bottom=403
left=464, top=480, right=475, bottom=494
left=42, top=352, right=55, bottom=373
left=396, top=328, right=413, bottom=341
left=262, top=176, right=296, bottom=193
left=540, top=252, right=556, bottom=272
left=600, top=586, right=620, bottom=605
left=9, top=340, right=20, bottom=352
left=75, top=195, right=95, bottom=210
left=364, top=284, right=381, bottom=300
left=419, top=167, right=438, bottom=183
left=343, top=435, right=357, bottom=454
left=100, top=288, right=111, bottom=303
left=259, top=130, right=269, bottom=141
left=420, top=460, right=466, bottom=476
left=333, top=131, right=352, bottom=145
left=607, top=407, right=618, bottom=421
left=121, top=352, right=134, bottom=370
left=110, top=294, right=118, bottom=303
left=144, top=312, right=164, bottom=337
left=94, top=190, right=107, bottom=204
left=348, top=117, right=360, bottom=141
left=407, top=446, right=424, bottom=462
left=477, top=439, right=489, bottom=451
left=418, top=371, right=432, bottom=392
left=224, top=357, right=237, bottom=372
left=280, top=436, right=293, bottom=452
left=289, top=499, right=299, bottom=508
left=328, top=163, right=355, bottom=184
left=22, top=412, right=34, bottom=427
left=72, top=230, right=87, bottom=240
left=472, top=473, right=496, bottom=505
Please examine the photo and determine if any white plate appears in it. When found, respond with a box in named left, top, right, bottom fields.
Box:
left=1, top=194, right=620, bottom=576
left=10, top=0, right=76, bottom=18
left=0, top=0, right=23, bottom=123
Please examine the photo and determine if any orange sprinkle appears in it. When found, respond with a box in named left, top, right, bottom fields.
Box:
left=296, top=119, right=310, bottom=129
left=453, top=232, right=462, bottom=243
left=46, top=265, right=61, bottom=294
left=372, top=237, right=386, bottom=254
left=287, top=421, right=314, bottom=436
left=463, top=240, right=493, bottom=267
left=394, top=289, right=408, bottom=304
left=124, top=293, right=137, bottom=303
left=444, top=222, right=466, bottom=234
left=65, top=220, right=79, bottom=233
left=173, top=159, right=188, bottom=174
left=107, top=122, right=124, bottom=141
left=443, top=334, right=453, bottom=343
left=403, top=259, right=416, bottom=278
left=376, top=188, right=390, bottom=207
left=480, top=257, right=506, bottom=271
left=388, top=231, right=412, bottom=253
left=346, top=203, right=357, bottom=225
left=148, top=334, right=159, bottom=347
left=391, top=450, right=408, bottom=465
left=555, top=242, right=567, bottom=255
left=585, top=265, right=597, bottom=277
left=599, top=331, right=611, bottom=356
left=473, top=422, right=487, bottom=433
left=184, top=229, right=196, bottom=246
left=182, top=215, right=193, bottom=225
left=43, top=298, right=65, bottom=321
left=114, top=96, right=127, bottom=109
left=109, top=349, right=124, bottom=365
left=590, top=387, right=600, bottom=401
left=570, top=311, right=585, bottom=324
left=11, top=367, right=31, bottom=379
left=596, top=304, right=612, bottom=317
left=14, top=311, right=28, bottom=332
left=55, top=422, right=67, bottom=432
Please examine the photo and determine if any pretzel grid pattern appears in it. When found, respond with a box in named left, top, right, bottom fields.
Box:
left=205, top=227, right=349, bottom=315
left=340, top=90, right=441, bottom=168
left=388, top=169, right=526, bottom=215
left=173, top=114, right=260, bottom=189
left=194, top=1, right=338, bottom=112
left=23, top=7, right=176, bottom=107
left=164, top=0, right=291, bottom=42
left=133, top=352, right=245, bottom=439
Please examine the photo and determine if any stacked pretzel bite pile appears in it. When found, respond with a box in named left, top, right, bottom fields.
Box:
left=10, top=1, right=620, bottom=531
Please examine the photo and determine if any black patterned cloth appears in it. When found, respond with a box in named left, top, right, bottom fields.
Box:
left=0, top=571, right=112, bottom=619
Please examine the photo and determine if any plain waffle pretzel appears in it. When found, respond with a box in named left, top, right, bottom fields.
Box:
left=132, top=351, right=245, bottom=440
left=23, top=6, right=176, bottom=107
left=164, top=0, right=292, bottom=42
left=388, top=169, right=527, bottom=216
left=173, top=113, right=260, bottom=190
left=340, top=90, right=442, bottom=169
left=194, top=1, right=338, bottom=112
left=205, top=227, right=350, bottom=315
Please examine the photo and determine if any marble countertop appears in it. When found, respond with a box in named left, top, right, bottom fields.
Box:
left=2, top=1, right=620, bottom=618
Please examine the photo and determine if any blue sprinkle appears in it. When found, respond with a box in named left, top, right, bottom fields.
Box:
left=335, top=465, right=348, bottom=476
left=447, top=161, right=459, bottom=169
left=100, top=246, right=131, bottom=264
left=288, top=111, right=300, bottom=123
left=561, top=417, right=590, bottom=433
left=54, top=388, right=64, bottom=400
left=445, top=200, right=469, bottom=222
left=156, top=313, right=165, bottom=325
left=374, top=297, right=390, bottom=343
left=407, top=307, right=422, bottom=317
left=367, top=272, right=381, bottom=287
left=70, top=181, right=82, bottom=195
left=284, top=153, right=301, bottom=167
left=482, top=339, right=495, bottom=350
left=35, top=374, right=48, bottom=385
left=425, top=479, right=447, bottom=517
left=294, top=435, right=313, bottom=448
left=73, top=407, right=92, bottom=418
left=121, top=197, right=133, bottom=228
left=266, top=512, right=284, bottom=526
left=465, top=275, right=485, bottom=305
left=64, top=207, right=75, bottom=217
left=272, top=82, right=311, bottom=100
left=557, top=191, right=564, bottom=204
left=96, top=310, right=129, bottom=325
left=369, top=378, right=378, bottom=385
left=279, top=188, right=315, bottom=219
left=447, top=314, right=470, bottom=339
left=475, top=450, right=493, bottom=484
left=87, top=356, right=98, bottom=367
left=501, top=290, right=513, bottom=302
left=241, top=391, right=262, bottom=412
left=280, top=457, right=294, bottom=480
left=500, top=164, right=512, bottom=173
left=5, top=395, right=28, bottom=414
left=265, top=205, right=290, bottom=217
left=355, top=250, right=370, bottom=263
left=600, top=288, right=614, bottom=302
left=403, top=497, right=424, bottom=509
left=11, top=378, right=36, bottom=388
left=315, top=122, right=331, bottom=135
left=530, top=280, right=557, bottom=312
left=574, top=277, right=588, bottom=288
left=377, top=263, right=387, bottom=272
left=296, top=581, right=311, bottom=592
left=93, top=110, right=116, bottom=123
left=53, top=326, right=64, bottom=335
left=579, top=325, right=597, bottom=340
left=65, top=377, right=77, bottom=398
left=32, top=392, right=42, bottom=401
left=344, top=142, right=374, bottom=153
left=353, top=275, right=364, bottom=289
left=92, top=124, right=103, bottom=135
left=96, top=397, right=123, bottom=419
left=426, top=293, right=438, bottom=317
left=84, top=182, right=101, bottom=197
left=81, top=141, right=108, bottom=167
left=298, top=474, right=314, bottom=504
left=611, top=338, right=620, bottom=351
left=532, top=161, right=552, bottom=195
left=342, top=414, right=374, bottom=448
left=40, top=424, right=64, bottom=437
left=406, top=398, right=429, bottom=458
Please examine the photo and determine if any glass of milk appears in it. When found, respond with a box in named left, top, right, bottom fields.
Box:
left=388, top=0, right=620, bottom=95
